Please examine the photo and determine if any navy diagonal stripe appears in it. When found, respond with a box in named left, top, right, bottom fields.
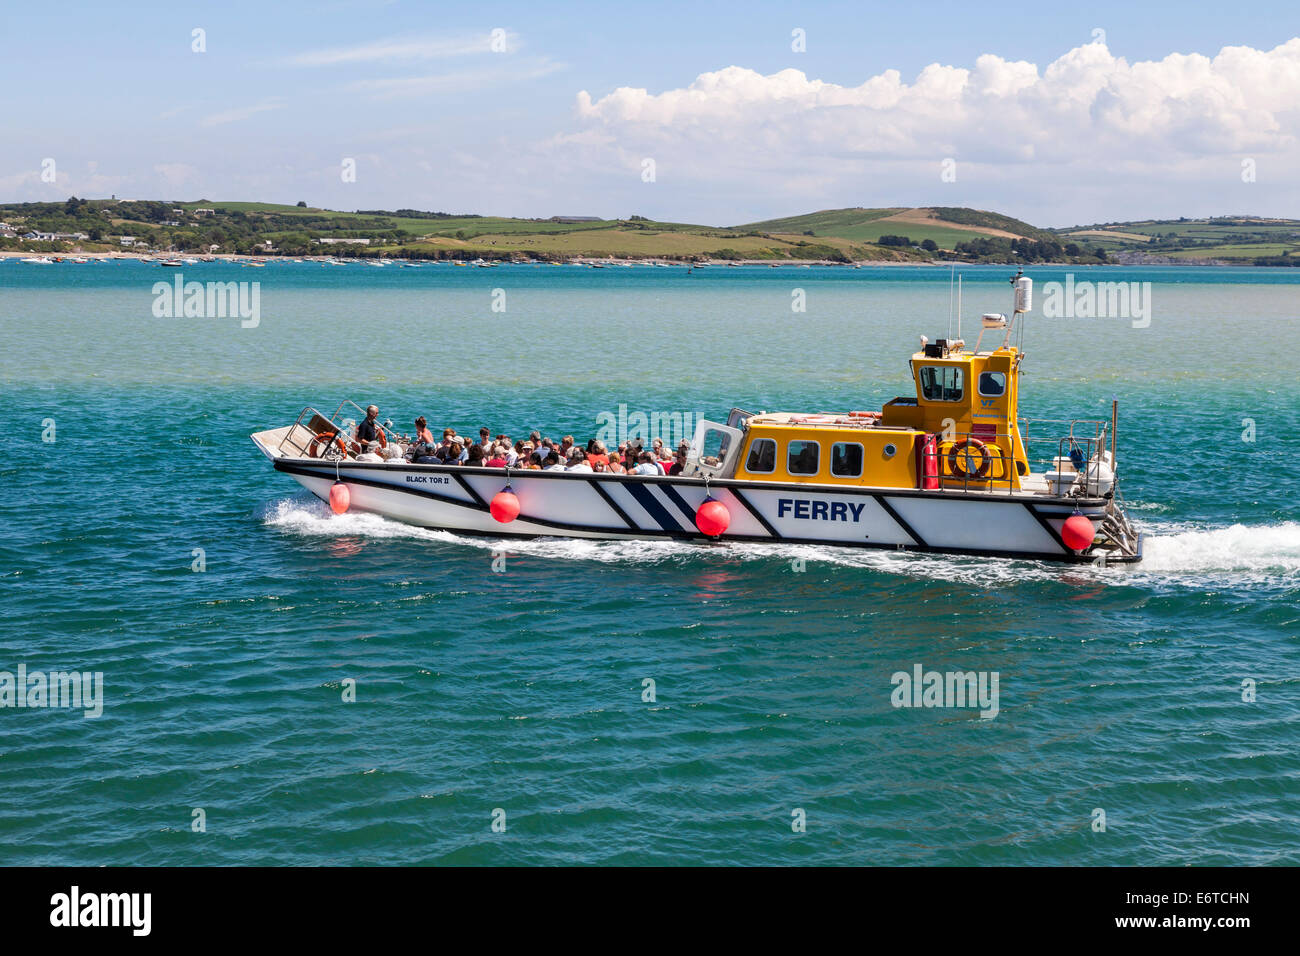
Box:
left=625, top=482, right=684, bottom=532
left=658, top=482, right=701, bottom=527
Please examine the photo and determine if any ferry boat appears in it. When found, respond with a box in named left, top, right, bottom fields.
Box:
left=252, top=273, right=1142, bottom=564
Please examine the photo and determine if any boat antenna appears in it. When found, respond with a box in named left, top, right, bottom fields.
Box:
left=948, top=264, right=955, bottom=341
left=957, top=274, right=962, bottom=344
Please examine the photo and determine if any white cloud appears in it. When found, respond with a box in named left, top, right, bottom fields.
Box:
left=349, top=58, right=564, bottom=99
left=200, top=101, right=286, bottom=127
left=575, top=39, right=1300, bottom=160
left=558, top=38, right=1300, bottom=224
left=286, top=31, right=519, bottom=67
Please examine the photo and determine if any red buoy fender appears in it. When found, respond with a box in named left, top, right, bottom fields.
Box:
left=329, top=481, right=350, bottom=515
left=490, top=487, right=520, bottom=523
left=1061, top=514, right=1095, bottom=551
left=696, top=497, right=730, bottom=537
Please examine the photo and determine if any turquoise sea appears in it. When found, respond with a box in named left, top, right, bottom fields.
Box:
left=1, top=260, right=1297, bottom=865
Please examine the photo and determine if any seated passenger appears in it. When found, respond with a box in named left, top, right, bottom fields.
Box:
left=405, top=416, right=437, bottom=461
left=466, top=444, right=486, bottom=466
left=412, top=417, right=434, bottom=447
left=433, top=430, right=469, bottom=463
left=566, top=449, right=593, bottom=472
left=668, top=448, right=687, bottom=476
left=606, top=452, right=625, bottom=474
left=542, top=451, right=566, bottom=470
left=631, top=452, right=662, bottom=476
left=587, top=441, right=610, bottom=469
left=440, top=441, right=465, bottom=465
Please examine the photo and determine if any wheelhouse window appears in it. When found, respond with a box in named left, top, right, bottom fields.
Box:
left=830, top=442, right=863, bottom=477
left=978, top=371, right=1006, bottom=397
left=787, top=440, right=820, bottom=475
left=698, top=426, right=733, bottom=461
left=919, top=365, right=964, bottom=402
left=745, top=437, right=776, bottom=473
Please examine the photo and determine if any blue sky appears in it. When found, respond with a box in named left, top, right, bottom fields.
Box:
left=4, top=0, right=1299, bottom=225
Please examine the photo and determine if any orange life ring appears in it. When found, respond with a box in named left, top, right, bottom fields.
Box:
left=948, top=438, right=992, bottom=480
left=847, top=410, right=881, bottom=419
left=309, top=431, right=348, bottom=459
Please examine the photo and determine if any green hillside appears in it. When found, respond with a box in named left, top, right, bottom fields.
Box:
left=736, top=206, right=1058, bottom=247
left=0, top=198, right=1103, bottom=264
left=1055, top=216, right=1300, bottom=264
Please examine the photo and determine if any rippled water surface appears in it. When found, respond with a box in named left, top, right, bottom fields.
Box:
left=1, top=260, right=1297, bottom=865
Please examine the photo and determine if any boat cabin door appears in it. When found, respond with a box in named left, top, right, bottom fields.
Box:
left=684, top=420, right=744, bottom=478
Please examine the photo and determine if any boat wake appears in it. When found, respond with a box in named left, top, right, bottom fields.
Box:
left=1139, top=521, right=1300, bottom=574
left=263, top=497, right=1300, bottom=588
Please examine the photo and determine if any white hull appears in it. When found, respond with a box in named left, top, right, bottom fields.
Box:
left=260, top=449, right=1137, bottom=563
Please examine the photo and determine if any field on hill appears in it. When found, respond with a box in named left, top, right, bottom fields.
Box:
left=735, top=206, right=1056, bottom=248
left=1057, top=217, right=1300, bottom=263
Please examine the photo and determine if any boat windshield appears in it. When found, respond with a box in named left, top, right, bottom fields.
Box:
left=919, top=366, right=964, bottom=402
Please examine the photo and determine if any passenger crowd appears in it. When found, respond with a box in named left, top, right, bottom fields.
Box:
left=350, top=405, right=691, bottom=476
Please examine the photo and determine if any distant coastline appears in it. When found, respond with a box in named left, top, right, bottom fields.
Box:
left=3, top=199, right=1298, bottom=266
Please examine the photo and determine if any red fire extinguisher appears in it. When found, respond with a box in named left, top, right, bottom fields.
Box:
left=920, top=433, right=940, bottom=490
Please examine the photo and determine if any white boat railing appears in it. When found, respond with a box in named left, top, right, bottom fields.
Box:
left=278, top=400, right=403, bottom=460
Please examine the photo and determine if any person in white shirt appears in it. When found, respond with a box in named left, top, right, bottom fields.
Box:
left=632, top=452, right=661, bottom=476
left=566, top=449, right=593, bottom=472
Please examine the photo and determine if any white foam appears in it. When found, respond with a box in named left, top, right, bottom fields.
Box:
left=262, top=497, right=1300, bottom=587
left=1140, top=521, right=1300, bottom=574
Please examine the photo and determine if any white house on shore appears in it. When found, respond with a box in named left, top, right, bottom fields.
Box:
left=26, top=231, right=89, bottom=241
